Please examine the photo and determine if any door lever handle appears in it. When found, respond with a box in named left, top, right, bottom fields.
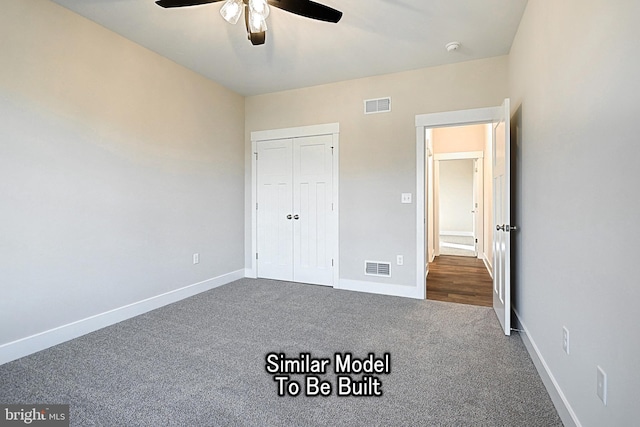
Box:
left=496, top=224, right=505, bottom=231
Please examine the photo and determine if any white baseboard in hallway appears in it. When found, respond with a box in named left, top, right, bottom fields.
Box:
left=0, top=269, right=245, bottom=366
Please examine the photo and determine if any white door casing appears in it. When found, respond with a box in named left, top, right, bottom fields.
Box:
left=416, top=102, right=511, bottom=321
left=433, top=151, right=483, bottom=259
left=473, top=158, right=484, bottom=258
left=492, top=98, right=512, bottom=336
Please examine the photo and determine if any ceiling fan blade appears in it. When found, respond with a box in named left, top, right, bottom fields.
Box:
left=268, top=0, right=343, bottom=23
left=155, top=0, right=223, bottom=8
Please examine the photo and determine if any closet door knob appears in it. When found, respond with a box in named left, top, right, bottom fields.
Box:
left=294, top=215, right=300, bottom=220
left=286, top=214, right=292, bottom=220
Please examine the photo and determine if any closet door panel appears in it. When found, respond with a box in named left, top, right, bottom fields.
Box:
left=293, top=135, right=333, bottom=286
left=257, top=139, right=294, bottom=281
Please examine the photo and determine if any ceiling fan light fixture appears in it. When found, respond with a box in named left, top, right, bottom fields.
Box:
left=220, top=0, right=243, bottom=25
left=248, top=9, right=268, bottom=33
left=249, top=0, right=270, bottom=19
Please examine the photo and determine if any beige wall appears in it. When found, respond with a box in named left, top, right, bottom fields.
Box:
left=246, top=57, right=508, bottom=286
left=509, top=0, right=639, bottom=424
left=433, top=124, right=486, bottom=154
left=0, top=0, right=245, bottom=346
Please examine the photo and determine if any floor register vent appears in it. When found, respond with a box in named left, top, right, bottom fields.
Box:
left=364, top=97, right=391, bottom=114
left=365, top=261, right=391, bottom=277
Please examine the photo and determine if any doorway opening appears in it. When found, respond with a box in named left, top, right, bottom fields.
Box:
left=425, top=124, right=494, bottom=307
left=415, top=99, right=512, bottom=333
left=438, top=159, right=477, bottom=258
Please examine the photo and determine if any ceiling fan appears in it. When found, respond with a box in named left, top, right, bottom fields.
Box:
left=155, top=0, right=343, bottom=46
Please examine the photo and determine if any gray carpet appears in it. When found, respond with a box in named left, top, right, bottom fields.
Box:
left=0, top=279, right=562, bottom=426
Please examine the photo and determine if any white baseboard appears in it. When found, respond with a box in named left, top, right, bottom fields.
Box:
left=514, top=310, right=581, bottom=427
left=336, top=279, right=423, bottom=299
left=0, top=269, right=245, bottom=366
left=482, top=254, right=493, bottom=279
left=440, top=231, right=474, bottom=237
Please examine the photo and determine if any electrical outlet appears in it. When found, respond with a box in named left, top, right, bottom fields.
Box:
left=397, top=255, right=404, bottom=266
left=193, top=253, right=199, bottom=265
left=597, top=366, right=607, bottom=405
left=562, top=327, right=570, bottom=355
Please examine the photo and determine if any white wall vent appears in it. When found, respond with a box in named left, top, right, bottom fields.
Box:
left=365, top=261, right=391, bottom=277
left=364, top=97, right=391, bottom=114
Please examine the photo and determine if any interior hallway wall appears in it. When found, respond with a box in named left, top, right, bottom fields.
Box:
left=509, top=0, right=640, bottom=424
left=0, top=0, right=245, bottom=349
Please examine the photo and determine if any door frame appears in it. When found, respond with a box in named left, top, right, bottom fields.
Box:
left=248, top=123, right=340, bottom=287
left=415, top=107, right=500, bottom=297
left=433, top=151, right=484, bottom=259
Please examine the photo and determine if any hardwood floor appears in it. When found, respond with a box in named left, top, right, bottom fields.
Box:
left=427, top=255, right=493, bottom=307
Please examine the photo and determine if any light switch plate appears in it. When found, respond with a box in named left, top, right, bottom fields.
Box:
left=401, top=193, right=412, bottom=204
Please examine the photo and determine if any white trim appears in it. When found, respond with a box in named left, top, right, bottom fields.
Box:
left=0, top=269, right=244, bottom=366
left=416, top=107, right=501, bottom=128
left=332, top=132, right=340, bottom=287
left=482, top=254, right=493, bottom=279
left=434, top=151, right=485, bottom=258
left=440, top=231, right=474, bottom=237
left=433, top=159, right=440, bottom=256
left=251, top=123, right=339, bottom=142
left=250, top=123, right=340, bottom=287
left=248, top=140, right=258, bottom=279
left=415, top=126, right=426, bottom=299
left=416, top=106, right=497, bottom=299
left=337, top=279, right=423, bottom=299
left=514, top=310, right=581, bottom=427
left=434, top=151, right=484, bottom=161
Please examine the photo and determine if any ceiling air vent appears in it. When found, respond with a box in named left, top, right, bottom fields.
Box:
left=364, top=97, right=391, bottom=114
left=365, top=261, right=391, bottom=277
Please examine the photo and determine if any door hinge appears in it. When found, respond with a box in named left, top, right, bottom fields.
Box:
left=256, top=253, right=258, bottom=260
left=331, top=203, right=334, bottom=211
left=331, top=146, right=334, bottom=155
left=256, top=203, right=258, bottom=210
left=254, top=152, right=258, bottom=160
left=332, top=259, right=334, bottom=267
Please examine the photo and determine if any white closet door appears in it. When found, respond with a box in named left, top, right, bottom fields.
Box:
left=257, top=139, right=294, bottom=281
left=293, top=135, right=333, bottom=286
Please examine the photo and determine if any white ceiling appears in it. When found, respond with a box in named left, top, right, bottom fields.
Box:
left=50, top=0, right=528, bottom=96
